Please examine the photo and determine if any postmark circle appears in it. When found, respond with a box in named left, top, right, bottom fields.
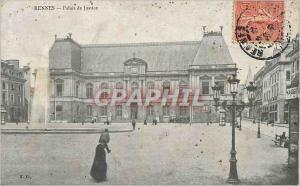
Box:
left=235, top=8, right=291, bottom=60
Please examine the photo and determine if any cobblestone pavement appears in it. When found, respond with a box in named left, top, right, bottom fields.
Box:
left=240, top=120, right=288, bottom=138
left=1, top=123, right=293, bottom=185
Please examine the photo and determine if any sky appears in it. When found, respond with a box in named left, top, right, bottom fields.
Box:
left=1, top=0, right=299, bottom=83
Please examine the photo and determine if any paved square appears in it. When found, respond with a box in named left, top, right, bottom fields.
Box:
left=1, top=123, right=291, bottom=185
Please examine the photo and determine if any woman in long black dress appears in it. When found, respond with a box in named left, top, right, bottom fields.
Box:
left=90, top=143, right=107, bottom=182
left=90, top=129, right=110, bottom=182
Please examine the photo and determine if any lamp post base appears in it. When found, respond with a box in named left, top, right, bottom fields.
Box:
left=227, top=150, right=240, bottom=184
left=227, top=178, right=240, bottom=184
left=257, top=123, right=261, bottom=138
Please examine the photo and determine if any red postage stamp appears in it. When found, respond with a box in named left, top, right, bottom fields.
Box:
left=234, top=0, right=285, bottom=43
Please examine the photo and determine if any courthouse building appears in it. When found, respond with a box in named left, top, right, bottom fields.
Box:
left=49, top=29, right=237, bottom=123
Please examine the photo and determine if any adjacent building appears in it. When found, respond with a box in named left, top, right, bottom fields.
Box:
left=49, top=30, right=238, bottom=123
left=1, top=60, right=31, bottom=123
left=285, top=34, right=299, bottom=172
left=253, top=40, right=297, bottom=124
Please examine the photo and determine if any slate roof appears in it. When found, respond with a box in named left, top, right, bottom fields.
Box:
left=50, top=31, right=235, bottom=73
left=192, top=32, right=234, bottom=66
left=81, top=41, right=200, bottom=72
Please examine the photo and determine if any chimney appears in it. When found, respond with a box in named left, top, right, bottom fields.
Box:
left=55, top=34, right=57, bottom=40
left=220, top=26, right=223, bottom=34
left=68, top=33, right=72, bottom=39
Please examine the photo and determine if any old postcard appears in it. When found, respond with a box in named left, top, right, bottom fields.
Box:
left=0, top=0, right=299, bottom=185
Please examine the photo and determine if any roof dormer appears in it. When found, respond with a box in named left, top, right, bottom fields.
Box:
left=123, top=53, right=147, bottom=75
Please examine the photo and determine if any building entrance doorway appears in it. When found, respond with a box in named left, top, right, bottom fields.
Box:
left=130, top=103, right=138, bottom=119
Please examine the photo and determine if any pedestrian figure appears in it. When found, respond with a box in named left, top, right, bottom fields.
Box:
left=99, top=129, right=111, bottom=153
left=90, top=129, right=110, bottom=182
left=132, top=119, right=136, bottom=130
left=144, top=119, right=147, bottom=125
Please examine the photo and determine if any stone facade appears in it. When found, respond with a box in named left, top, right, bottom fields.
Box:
left=49, top=31, right=237, bottom=123
left=1, top=60, right=29, bottom=122
left=253, top=39, right=298, bottom=124
left=286, top=34, right=299, bottom=171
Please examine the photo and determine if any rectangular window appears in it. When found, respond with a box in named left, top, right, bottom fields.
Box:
left=2, top=93, right=6, bottom=105
left=202, top=81, right=209, bottom=94
left=116, top=105, right=122, bottom=117
left=18, top=85, right=21, bottom=92
left=101, top=106, right=107, bottom=116
left=56, top=84, right=63, bottom=96
left=215, top=81, right=225, bottom=94
left=10, top=95, right=14, bottom=104
left=86, top=86, right=93, bottom=98
left=163, top=105, right=170, bottom=115
left=87, top=106, right=92, bottom=116
left=18, top=96, right=21, bottom=104
left=2, top=82, right=5, bottom=89
left=11, top=84, right=14, bottom=90
left=286, top=71, right=291, bottom=81
left=56, top=105, right=62, bottom=112
left=179, top=106, right=188, bottom=116
left=76, top=84, right=79, bottom=97
left=146, top=105, right=154, bottom=116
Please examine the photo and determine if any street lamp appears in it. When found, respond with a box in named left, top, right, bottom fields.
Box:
left=227, top=74, right=240, bottom=184
left=211, top=82, right=221, bottom=111
left=246, top=81, right=256, bottom=109
left=246, top=81, right=259, bottom=138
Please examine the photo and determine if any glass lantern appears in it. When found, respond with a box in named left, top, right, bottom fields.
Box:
left=228, top=74, right=240, bottom=95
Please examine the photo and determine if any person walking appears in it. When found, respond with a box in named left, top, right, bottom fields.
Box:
left=90, top=129, right=111, bottom=182
left=99, top=129, right=111, bottom=153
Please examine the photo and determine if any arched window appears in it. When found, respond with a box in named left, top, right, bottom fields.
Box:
left=55, top=79, right=64, bottom=96
left=146, top=81, right=155, bottom=97
left=115, top=82, right=124, bottom=97
left=163, top=81, right=171, bottom=95
left=86, top=83, right=93, bottom=98
left=147, top=81, right=154, bottom=90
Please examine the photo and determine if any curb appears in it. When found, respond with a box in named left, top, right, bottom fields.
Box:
left=1, top=128, right=133, bottom=134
